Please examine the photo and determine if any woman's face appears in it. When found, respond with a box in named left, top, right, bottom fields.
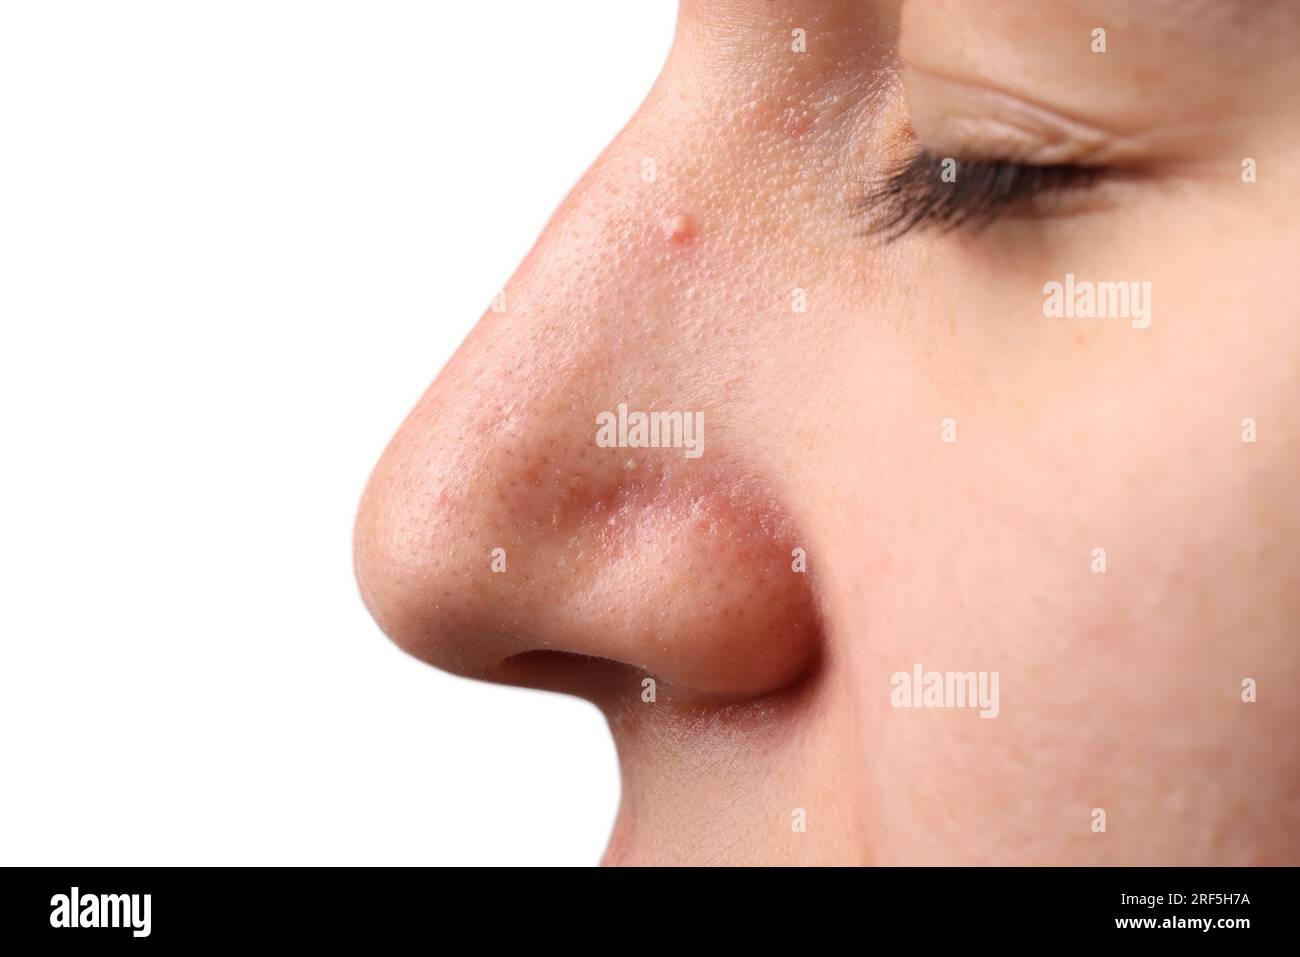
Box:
left=354, top=0, right=1300, bottom=864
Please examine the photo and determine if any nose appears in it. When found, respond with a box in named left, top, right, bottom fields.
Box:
left=353, top=132, right=821, bottom=708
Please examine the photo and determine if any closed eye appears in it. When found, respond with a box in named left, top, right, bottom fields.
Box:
left=860, top=149, right=1105, bottom=240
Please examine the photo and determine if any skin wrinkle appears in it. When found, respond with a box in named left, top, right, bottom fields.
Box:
left=905, top=61, right=1139, bottom=143
left=354, top=0, right=1300, bottom=864
left=906, top=67, right=1270, bottom=168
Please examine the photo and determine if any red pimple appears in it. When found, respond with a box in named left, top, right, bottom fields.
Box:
left=663, top=213, right=696, bottom=245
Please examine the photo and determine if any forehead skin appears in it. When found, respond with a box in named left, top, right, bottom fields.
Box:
left=900, top=0, right=1300, bottom=162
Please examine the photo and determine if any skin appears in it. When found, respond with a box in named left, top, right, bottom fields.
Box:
left=354, top=0, right=1300, bottom=864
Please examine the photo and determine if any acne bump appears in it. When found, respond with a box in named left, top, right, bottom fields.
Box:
left=782, top=107, right=815, bottom=138
left=662, top=212, right=696, bottom=245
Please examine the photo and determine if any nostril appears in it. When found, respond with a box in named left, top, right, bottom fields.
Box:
left=499, top=645, right=825, bottom=715
left=499, top=650, right=648, bottom=701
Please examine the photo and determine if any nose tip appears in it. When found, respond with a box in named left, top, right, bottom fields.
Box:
left=353, top=357, right=822, bottom=702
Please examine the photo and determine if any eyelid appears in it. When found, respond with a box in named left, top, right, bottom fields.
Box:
left=901, top=63, right=1143, bottom=168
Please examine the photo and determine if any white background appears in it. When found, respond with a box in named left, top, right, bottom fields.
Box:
left=0, top=1, right=676, bottom=865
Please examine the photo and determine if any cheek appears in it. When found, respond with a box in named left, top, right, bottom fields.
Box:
left=820, top=290, right=1300, bottom=859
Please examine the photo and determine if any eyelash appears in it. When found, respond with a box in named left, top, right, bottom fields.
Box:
left=861, top=150, right=1102, bottom=239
